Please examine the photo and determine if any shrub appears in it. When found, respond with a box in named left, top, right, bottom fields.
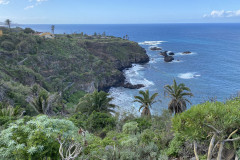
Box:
left=140, top=129, right=155, bottom=145
left=23, top=28, right=35, bottom=34
left=172, top=100, right=240, bottom=159
left=17, top=38, right=37, bottom=54
left=133, top=117, right=151, bottom=132
left=1, top=40, right=15, bottom=51
left=122, top=121, right=139, bottom=134
left=0, top=115, right=79, bottom=160
left=86, top=111, right=116, bottom=132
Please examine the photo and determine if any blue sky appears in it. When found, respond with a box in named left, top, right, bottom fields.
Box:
left=0, top=0, right=240, bottom=24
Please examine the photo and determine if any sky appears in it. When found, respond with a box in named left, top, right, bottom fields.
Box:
left=0, top=0, right=240, bottom=24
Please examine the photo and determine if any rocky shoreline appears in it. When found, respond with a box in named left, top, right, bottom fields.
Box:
left=98, top=49, right=150, bottom=92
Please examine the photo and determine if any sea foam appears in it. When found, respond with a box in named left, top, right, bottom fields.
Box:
left=138, top=41, right=166, bottom=46
left=124, top=64, right=154, bottom=88
left=178, top=72, right=201, bottom=79
left=175, top=52, right=197, bottom=56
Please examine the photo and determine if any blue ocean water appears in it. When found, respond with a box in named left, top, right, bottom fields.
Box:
left=20, top=24, right=240, bottom=113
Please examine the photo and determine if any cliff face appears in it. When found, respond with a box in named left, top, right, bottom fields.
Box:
left=84, top=41, right=149, bottom=91
left=0, top=31, right=149, bottom=105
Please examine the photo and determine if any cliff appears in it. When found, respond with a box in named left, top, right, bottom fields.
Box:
left=0, top=27, right=149, bottom=106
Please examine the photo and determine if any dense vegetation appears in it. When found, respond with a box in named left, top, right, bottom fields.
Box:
left=0, top=26, right=148, bottom=114
left=0, top=26, right=240, bottom=160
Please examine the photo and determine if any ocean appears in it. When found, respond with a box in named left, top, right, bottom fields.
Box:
left=20, top=24, right=240, bottom=113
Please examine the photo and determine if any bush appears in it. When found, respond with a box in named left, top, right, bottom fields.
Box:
left=0, top=115, right=79, bottom=160
left=122, top=121, right=139, bottom=134
left=171, top=99, right=240, bottom=158
left=23, top=28, right=35, bottom=34
left=17, top=37, right=37, bottom=54
left=1, top=41, right=15, bottom=51
left=86, top=111, right=116, bottom=132
left=140, top=129, right=155, bottom=145
left=133, top=117, right=151, bottom=132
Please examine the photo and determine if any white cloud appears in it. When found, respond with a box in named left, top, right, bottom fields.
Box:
left=24, top=5, right=34, bottom=10
left=204, top=9, right=240, bottom=18
left=0, top=0, right=10, bottom=5
left=24, top=0, right=48, bottom=10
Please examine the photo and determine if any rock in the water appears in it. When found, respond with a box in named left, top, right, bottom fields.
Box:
left=123, top=83, right=144, bottom=89
left=168, top=52, right=175, bottom=55
left=160, top=51, right=168, bottom=57
left=150, top=47, right=162, bottom=51
left=183, top=51, right=191, bottom=54
left=164, top=56, right=174, bottom=62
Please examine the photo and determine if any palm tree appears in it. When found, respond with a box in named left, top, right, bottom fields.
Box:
left=28, top=91, right=58, bottom=116
left=134, top=90, right=158, bottom=117
left=164, top=79, right=193, bottom=115
left=5, top=19, right=11, bottom=29
left=76, top=90, right=116, bottom=115
left=51, top=25, right=55, bottom=34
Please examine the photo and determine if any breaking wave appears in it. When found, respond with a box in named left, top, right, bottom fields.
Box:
left=178, top=72, right=201, bottom=79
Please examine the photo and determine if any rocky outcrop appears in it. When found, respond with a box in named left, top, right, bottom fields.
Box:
left=183, top=51, right=191, bottom=54
left=150, top=47, right=161, bottom=51
left=168, top=52, right=175, bottom=55
left=160, top=51, right=168, bottom=57
left=164, top=56, right=174, bottom=62
left=123, top=83, right=144, bottom=89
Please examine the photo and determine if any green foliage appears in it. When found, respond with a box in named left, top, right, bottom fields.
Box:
left=23, top=28, right=35, bottom=34
left=0, top=115, right=79, bottom=160
left=87, top=111, right=116, bottom=132
left=172, top=99, right=240, bottom=141
left=69, top=111, right=116, bottom=133
left=134, top=90, right=159, bottom=117
left=122, top=121, right=139, bottom=134
left=164, top=79, right=193, bottom=114
left=133, top=117, right=152, bottom=132
left=166, top=133, right=184, bottom=157
left=140, top=129, right=155, bottom=144
left=66, top=90, right=86, bottom=104
left=68, top=112, right=88, bottom=128
left=1, top=40, right=15, bottom=51
left=76, top=90, right=116, bottom=115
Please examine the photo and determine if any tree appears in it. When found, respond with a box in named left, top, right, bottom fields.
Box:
left=134, top=90, right=158, bottom=117
left=164, top=79, right=193, bottom=115
left=5, top=19, right=11, bottom=29
left=24, top=28, right=35, bottom=34
left=51, top=25, right=55, bottom=34
left=76, top=90, right=116, bottom=115
left=172, top=100, right=240, bottom=160
left=27, top=90, right=59, bottom=116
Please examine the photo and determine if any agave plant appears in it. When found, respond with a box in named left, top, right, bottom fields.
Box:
left=164, top=79, right=193, bottom=115
left=134, top=90, right=158, bottom=117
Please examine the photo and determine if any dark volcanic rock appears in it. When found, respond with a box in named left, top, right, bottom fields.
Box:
left=164, top=56, right=174, bottom=62
left=183, top=51, right=191, bottom=54
left=123, top=83, right=145, bottom=89
left=150, top=47, right=162, bottom=51
left=168, top=52, right=175, bottom=56
left=160, top=51, right=168, bottom=57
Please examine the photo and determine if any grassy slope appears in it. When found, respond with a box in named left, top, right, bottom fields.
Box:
left=0, top=27, right=148, bottom=107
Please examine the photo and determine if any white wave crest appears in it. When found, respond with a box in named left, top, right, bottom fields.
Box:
left=149, top=58, right=164, bottom=64
left=178, top=72, right=201, bottom=79
left=124, top=64, right=154, bottom=88
left=175, top=52, right=197, bottom=56
left=108, top=87, right=134, bottom=107
left=138, top=41, right=166, bottom=46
